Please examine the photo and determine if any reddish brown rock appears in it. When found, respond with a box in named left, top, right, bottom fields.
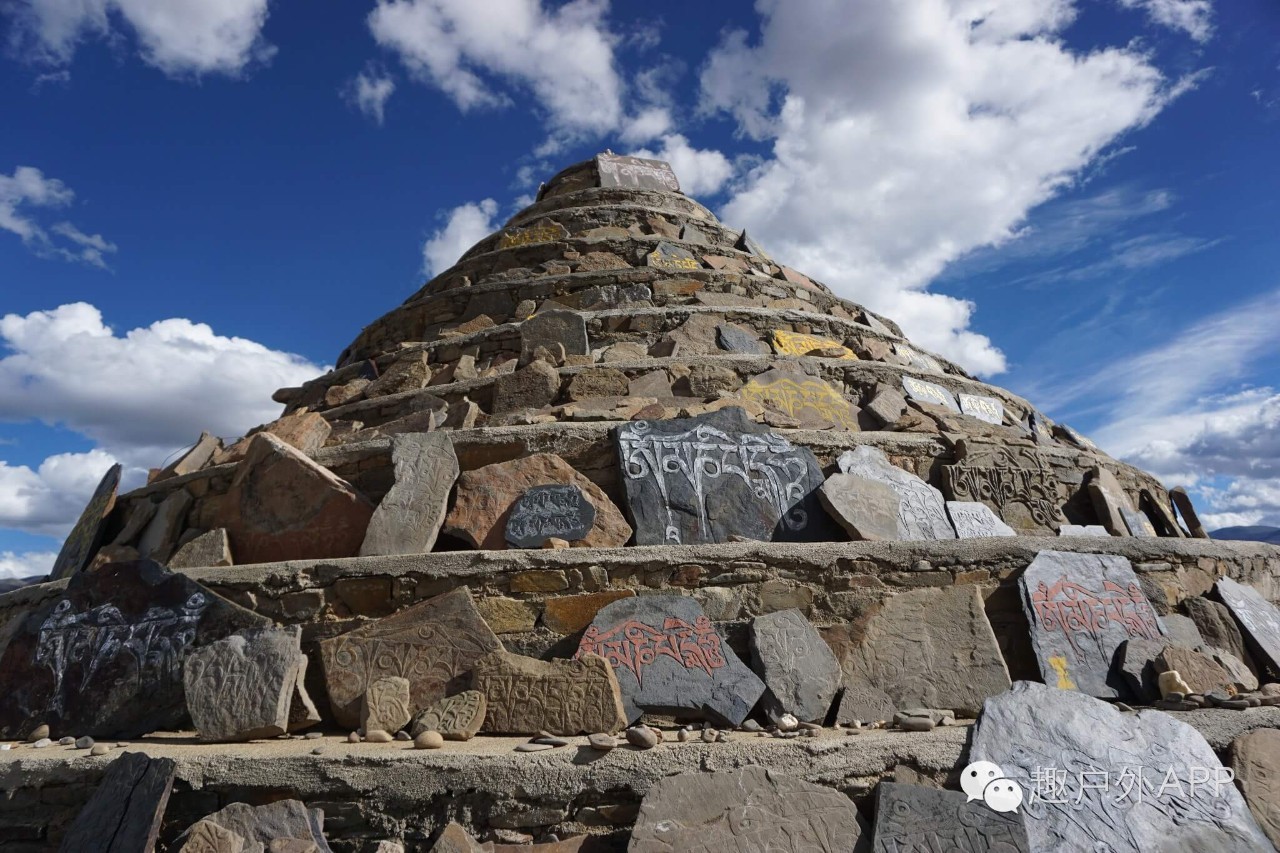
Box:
left=220, top=433, right=374, bottom=564
left=542, top=590, right=636, bottom=634
left=1155, top=645, right=1235, bottom=694
left=443, top=453, right=631, bottom=550
left=218, top=412, right=333, bottom=464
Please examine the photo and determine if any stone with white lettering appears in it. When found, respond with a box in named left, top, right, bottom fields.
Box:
left=871, top=782, right=1029, bottom=853
left=504, top=485, right=596, bottom=548
left=819, top=474, right=903, bottom=541
left=595, top=153, right=680, bottom=192
left=902, top=376, right=959, bottom=412
left=894, top=343, right=943, bottom=373
left=957, top=393, right=1004, bottom=425
left=577, top=595, right=764, bottom=726
left=946, top=501, right=1016, bottom=538
left=472, top=651, right=626, bottom=735
left=50, top=463, right=121, bottom=580
left=1057, top=525, right=1111, bottom=537
left=748, top=609, right=841, bottom=724
left=837, top=446, right=955, bottom=540
left=1216, top=577, right=1280, bottom=675
left=360, top=433, right=458, bottom=556
left=1019, top=551, right=1166, bottom=698
left=183, top=626, right=306, bottom=742
left=971, top=681, right=1271, bottom=853
left=60, top=752, right=176, bottom=853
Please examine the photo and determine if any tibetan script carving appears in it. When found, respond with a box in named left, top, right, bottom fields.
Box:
left=872, top=782, right=1030, bottom=853
left=646, top=241, right=701, bottom=271
left=579, top=616, right=726, bottom=687
left=941, top=440, right=1065, bottom=531
left=837, top=446, right=955, bottom=540
left=596, top=154, right=680, bottom=192
left=958, top=392, right=1004, bottom=425
left=738, top=369, right=861, bottom=430
left=901, top=376, right=959, bottom=411
left=498, top=221, right=567, bottom=249
left=409, top=690, right=486, bottom=740
left=472, top=651, right=626, bottom=735
left=504, top=484, right=596, bottom=548
left=770, top=329, right=857, bottom=359
left=894, top=343, right=943, bottom=372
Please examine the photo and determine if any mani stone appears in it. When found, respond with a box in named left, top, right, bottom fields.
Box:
left=443, top=453, right=631, bottom=550
left=577, top=595, right=765, bottom=726
left=362, top=676, right=413, bottom=735
left=1170, top=485, right=1210, bottom=538
left=1232, top=728, right=1280, bottom=849
left=471, top=651, right=626, bottom=735
left=520, top=309, right=588, bottom=365
left=716, top=323, right=769, bottom=355
left=901, top=376, right=958, bottom=412
left=59, top=752, right=176, bottom=853
left=1121, top=505, right=1158, bottom=537
left=50, top=462, right=121, bottom=580
left=615, top=407, right=837, bottom=546
left=819, top=473, right=903, bottom=541
left=837, top=446, right=955, bottom=540
left=871, top=782, right=1029, bottom=853
left=945, top=501, right=1016, bottom=538
left=359, top=432, right=458, bottom=556
left=957, top=393, right=1004, bottom=426
left=1057, top=524, right=1110, bottom=537
left=646, top=241, right=701, bottom=271
left=408, top=690, right=486, bottom=740
left=221, top=433, right=375, bottom=564
left=748, top=609, right=841, bottom=724
left=201, top=801, right=332, bottom=853
left=1216, top=577, right=1280, bottom=674
left=1156, top=645, right=1235, bottom=695
left=1019, top=551, right=1166, bottom=699
left=0, top=559, right=268, bottom=738
left=319, top=587, right=502, bottom=729
left=179, top=819, right=249, bottom=853
left=629, top=767, right=869, bottom=853
left=184, top=626, right=306, bottom=742
left=737, top=368, right=861, bottom=430
left=504, top=484, right=596, bottom=548
left=169, top=528, right=233, bottom=569
left=971, top=681, right=1272, bottom=853
left=1185, top=596, right=1253, bottom=666
left=838, top=586, right=1010, bottom=719
left=894, top=343, right=943, bottom=372
left=1086, top=466, right=1134, bottom=536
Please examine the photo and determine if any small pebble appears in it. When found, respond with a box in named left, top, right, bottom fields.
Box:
left=533, top=736, right=569, bottom=747
left=701, top=728, right=717, bottom=743
left=32, top=738, right=52, bottom=748
left=845, top=728, right=862, bottom=736
left=1220, top=699, right=1250, bottom=710
left=1248, top=697, right=1262, bottom=708
left=798, top=721, right=822, bottom=731
left=515, top=742, right=554, bottom=753
left=74, top=737, right=93, bottom=750
left=365, top=730, right=393, bottom=743
left=58, top=737, right=74, bottom=746
left=900, top=717, right=935, bottom=733
left=676, top=728, right=691, bottom=743
left=394, top=731, right=412, bottom=742
left=587, top=733, right=616, bottom=751
left=290, top=734, right=304, bottom=740
left=304, top=731, right=323, bottom=740
left=414, top=731, right=444, bottom=750
left=777, top=714, right=800, bottom=732
left=625, top=726, right=658, bottom=750
left=26, top=725, right=49, bottom=743
left=740, top=720, right=762, bottom=732
left=801, top=728, right=818, bottom=738
left=1115, top=702, right=1135, bottom=713
left=348, top=732, right=361, bottom=743
left=90, top=744, right=109, bottom=756
left=311, top=746, right=324, bottom=756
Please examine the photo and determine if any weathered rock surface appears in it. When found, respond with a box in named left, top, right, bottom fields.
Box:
left=319, top=588, right=502, bottom=728
left=737, top=368, right=861, bottom=430
left=169, top=528, right=233, bottom=569
left=1019, top=550, right=1165, bottom=698
left=408, top=690, right=486, bottom=740
left=184, top=626, right=306, bottom=741
left=629, top=766, right=870, bottom=852
left=1171, top=485, right=1210, bottom=538
left=872, top=782, right=1029, bottom=852
left=616, top=407, right=836, bottom=546
left=137, top=489, right=193, bottom=562
left=504, top=484, right=596, bottom=548
left=945, top=501, right=1016, bottom=538
left=971, top=682, right=1272, bottom=853
left=50, top=463, right=121, bottom=580
left=577, top=595, right=764, bottom=726
left=1186, top=596, right=1255, bottom=671
left=818, top=473, right=902, bottom=541
left=1232, top=727, right=1280, bottom=850
left=360, top=433, right=458, bottom=556
left=837, top=446, right=955, bottom=540
left=1087, top=466, right=1133, bottom=536
left=471, top=651, right=626, bottom=735
left=748, top=608, right=840, bottom=724
left=1217, top=577, right=1280, bottom=675
left=444, top=453, right=631, bottom=550
left=361, top=676, right=412, bottom=735
left=1163, top=613, right=1206, bottom=649
left=428, top=822, right=486, bottom=853
left=178, top=819, right=249, bottom=852
left=1117, top=637, right=1168, bottom=702
left=201, top=801, right=331, bottom=853
left=1156, top=645, right=1235, bottom=695
left=0, top=559, right=268, bottom=738
left=60, top=752, right=175, bottom=853
left=520, top=310, right=588, bottom=364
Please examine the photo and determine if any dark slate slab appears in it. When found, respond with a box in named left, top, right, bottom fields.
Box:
left=0, top=559, right=269, bottom=738
left=837, top=446, right=955, bottom=540
left=613, top=407, right=837, bottom=546
left=59, top=752, right=175, bottom=853
left=715, top=323, right=769, bottom=355
left=595, top=153, right=680, bottom=192
left=1117, top=637, right=1169, bottom=703
left=1216, top=577, right=1280, bottom=675
left=504, top=485, right=596, bottom=548
left=49, top=463, right=121, bottom=581
left=630, top=767, right=869, bottom=853
left=872, top=782, right=1029, bottom=853
left=748, top=609, right=840, bottom=724
left=970, top=682, right=1272, bottom=853
left=1019, top=551, right=1166, bottom=699
left=576, top=595, right=764, bottom=726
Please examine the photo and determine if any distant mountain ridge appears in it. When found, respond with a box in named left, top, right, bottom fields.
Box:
left=1211, top=526, right=1280, bottom=545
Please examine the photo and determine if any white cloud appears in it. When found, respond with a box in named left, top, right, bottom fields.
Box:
left=1119, top=0, right=1213, bottom=42
left=343, top=67, right=397, bottom=125
left=0, top=165, right=116, bottom=267
left=0, top=449, right=119, bottom=538
left=699, top=0, right=1195, bottom=376
left=8, top=0, right=275, bottom=76
left=0, top=550, right=58, bottom=580
left=421, top=198, right=498, bottom=276
left=619, top=106, right=672, bottom=144
left=630, top=133, right=733, bottom=196
left=367, top=0, right=623, bottom=140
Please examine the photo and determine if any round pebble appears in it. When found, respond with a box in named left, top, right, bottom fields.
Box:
left=304, top=731, right=323, bottom=740
left=414, top=731, right=444, bottom=750
left=1220, top=699, right=1250, bottom=710
left=900, top=717, right=935, bottom=732
left=625, top=726, right=658, bottom=750
left=347, top=732, right=361, bottom=743
left=740, top=720, right=762, bottom=732
left=777, top=714, right=799, bottom=732
left=58, top=737, right=74, bottom=746
left=394, top=731, right=412, bottom=742
left=311, top=747, right=325, bottom=756
left=515, top=742, right=554, bottom=753
left=798, top=721, right=822, bottom=731
left=587, top=733, right=616, bottom=751
left=74, top=737, right=93, bottom=750
left=533, top=736, right=570, bottom=747
left=676, top=728, right=691, bottom=743
left=700, top=728, right=717, bottom=743
left=32, top=738, right=52, bottom=748
left=365, top=730, right=393, bottom=743
left=801, top=728, right=819, bottom=738
left=26, top=725, right=49, bottom=743
left=90, top=744, right=110, bottom=756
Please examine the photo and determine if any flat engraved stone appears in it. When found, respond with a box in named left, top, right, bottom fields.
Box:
left=837, top=446, right=955, bottom=540
left=872, top=782, right=1029, bottom=853
left=1216, top=577, right=1280, bottom=675
left=504, top=484, right=596, bottom=548
left=1020, top=551, right=1166, bottom=698
left=901, top=376, right=959, bottom=412
left=472, top=651, right=626, bottom=735
left=184, top=626, right=306, bottom=742
left=595, top=153, right=680, bottom=192
left=360, top=432, right=458, bottom=556
left=946, top=501, right=1016, bottom=538
left=957, top=393, right=1004, bottom=425
left=748, top=609, right=841, bottom=724
left=409, top=690, right=486, bottom=740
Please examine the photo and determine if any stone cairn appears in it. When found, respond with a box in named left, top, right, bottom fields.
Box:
left=4, top=154, right=1280, bottom=852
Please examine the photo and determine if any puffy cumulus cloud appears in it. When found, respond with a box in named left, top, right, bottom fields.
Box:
left=421, top=198, right=497, bottom=277
left=1119, top=0, right=1213, bottom=42
left=368, top=0, right=622, bottom=140
left=343, top=67, right=397, bottom=125
left=700, top=0, right=1194, bottom=376
left=0, top=449, right=120, bottom=538
left=619, top=106, right=673, bottom=145
left=0, top=303, right=323, bottom=467
left=0, top=166, right=116, bottom=267
left=7, top=0, right=275, bottom=77
left=630, top=134, right=733, bottom=196
left=0, top=550, right=58, bottom=580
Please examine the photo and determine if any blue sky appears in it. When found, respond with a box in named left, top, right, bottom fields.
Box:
left=1, top=0, right=1278, bottom=575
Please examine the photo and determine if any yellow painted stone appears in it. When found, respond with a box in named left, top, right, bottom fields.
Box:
left=770, top=330, right=857, bottom=360
left=739, top=372, right=860, bottom=430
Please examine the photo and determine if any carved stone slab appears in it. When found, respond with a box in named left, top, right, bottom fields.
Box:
left=902, top=376, right=958, bottom=412
left=50, top=463, right=121, bottom=580
left=819, top=473, right=903, bottom=541
left=472, top=651, right=626, bottom=735
left=1019, top=551, right=1166, bottom=698
left=738, top=368, right=861, bottom=430
left=497, top=219, right=568, bottom=249
left=957, top=393, right=1004, bottom=425
left=362, top=675, right=412, bottom=734
left=894, top=343, right=943, bottom=372
left=360, top=432, right=458, bottom=556
left=1057, top=525, right=1110, bottom=537
left=408, top=690, right=486, bottom=740
left=504, top=484, right=596, bottom=548
left=1185, top=596, right=1253, bottom=666
left=576, top=595, right=764, bottom=726
left=184, top=626, right=306, bottom=741
left=520, top=309, right=588, bottom=364
left=646, top=241, right=701, bottom=271
left=748, top=609, right=840, bottom=724
left=629, top=767, right=869, bottom=852
left=60, top=752, right=175, bottom=853
left=770, top=330, right=857, bottom=359
left=614, top=407, right=837, bottom=546
left=0, top=559, right=269, bottom=738
left=1121, top=505, right=1158, bottom=537
left=319, top=588, right=502, bottom=728
left=178, top=819, right=248, bottom=853
left=595, top=153, right=679, bottom=192
left=872, top=782, right=1029, bottom=853
left=941, top=440, right=1066, bottom=531
left=1216, top=577, right=1280, bottom=674
left=840, top=586, right=1010, bottom=716
left=837, top=446, right=955, bottom=540
left=1232, top=727, right=1280, bottom=850
left=202, top=801, right=332, bottom=853
left=946, top=501, right=1016, bottom=538
left=1086, top=466, right=1133, bottom=536
left=971, top=681, right=1272, bottom=853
